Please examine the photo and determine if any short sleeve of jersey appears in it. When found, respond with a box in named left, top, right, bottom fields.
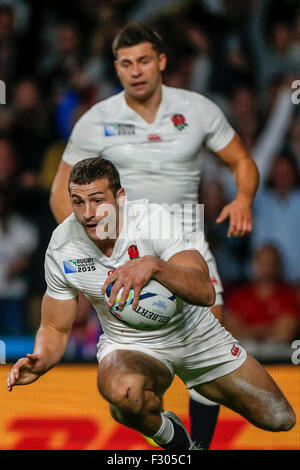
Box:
left=139, top=205, right=193, bottom=261
left=62, top=111, right=102, bottom=166
left=200, top=97, right=235, bottom=153
left=45, top=246, right=78, bottom=300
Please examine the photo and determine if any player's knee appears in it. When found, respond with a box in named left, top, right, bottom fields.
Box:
left=262, top=399, right=296, bottom=432
left=271, top=405, right=296, bottom=431
left=101, top=373, right=146, bottom=416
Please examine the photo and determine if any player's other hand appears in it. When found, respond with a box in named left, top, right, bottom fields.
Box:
left=216, top=199, right=252, bottom=237
left=7, top=353, right=46, bottom=391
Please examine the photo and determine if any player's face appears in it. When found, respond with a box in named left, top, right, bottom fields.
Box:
left=114, top=42, right=167, bottom=102
left=70, top=178, right=125, bottom=244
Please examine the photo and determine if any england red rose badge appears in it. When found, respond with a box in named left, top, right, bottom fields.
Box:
left=128, top=244, right=139, bottom=259
left=171, top=114, right=188, bottom=131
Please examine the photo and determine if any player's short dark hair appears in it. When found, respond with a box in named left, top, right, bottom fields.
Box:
left=69, top=157, right=122, bottom=196
left=112, top=22, right=163, bottom=58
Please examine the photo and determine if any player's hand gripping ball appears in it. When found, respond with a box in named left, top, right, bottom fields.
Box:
left=104, top=280, right=177, bottom=330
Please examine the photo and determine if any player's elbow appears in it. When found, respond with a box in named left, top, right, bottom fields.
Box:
left=197, top=281, right=216, bottom=307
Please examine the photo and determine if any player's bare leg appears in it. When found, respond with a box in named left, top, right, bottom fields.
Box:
left=189, top=303, right=223, bottom=448
left=97, top=350, right=200, bottom=450
left=210, top=304, right=223, bottom=324
left=193, top=354, right=296, bottom=432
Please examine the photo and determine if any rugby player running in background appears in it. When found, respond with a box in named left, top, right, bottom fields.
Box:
left=49, top=24, right=259, bottom=448
left=8, top=158, right=295, bottom=452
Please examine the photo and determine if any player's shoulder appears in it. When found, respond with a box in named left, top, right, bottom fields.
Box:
left=125, top=199, right=173, bottom=228
left=163, top=85, right=218, bottom=110
left=73, top=91, right=125, bottom=128
left=126, top=199, right=181, bottom=241
left=89, top=91, right=125, bottom=114
left=48, top=214, right=86, bottom=251
left=127, top=199, right=172, bottom=220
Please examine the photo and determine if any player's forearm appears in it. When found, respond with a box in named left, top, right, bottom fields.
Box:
left=232, top=156, right=259, bottom=206
left=50, top=160, right=73, bottom=224
left=152, top=258, right=215, bottom=307
left=32, top=325, right=70, bottom=373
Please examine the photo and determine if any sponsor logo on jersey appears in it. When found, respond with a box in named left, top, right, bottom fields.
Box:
left=104, top=123, right=135, bottom=136
left=171, top=114, right=188, bottom=131
left=231, top=344, right=241, bottom=357
left=63, top=258, right=96, bottom=274
left=147, top=134, right=161, bottom=141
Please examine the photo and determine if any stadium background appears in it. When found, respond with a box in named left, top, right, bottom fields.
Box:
left=0, top=0, right=300, bottom=450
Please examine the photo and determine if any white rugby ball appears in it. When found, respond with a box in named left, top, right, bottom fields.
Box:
left=104, top=279, right=177, bottom=330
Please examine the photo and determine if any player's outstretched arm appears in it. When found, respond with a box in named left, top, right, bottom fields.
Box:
left=50, top=160, right=73, bottom=224
left=215, top=134, right=259, bottom=237
left=7, top=294, right=78, bottom=391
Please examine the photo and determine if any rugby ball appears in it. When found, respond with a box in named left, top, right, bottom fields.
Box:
left=104, top=279, right=177, bottom=331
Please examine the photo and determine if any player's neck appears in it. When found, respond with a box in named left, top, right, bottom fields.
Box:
left=95, top=238, right=116, bottom=257
left=125, top=84, right=162, bottom=124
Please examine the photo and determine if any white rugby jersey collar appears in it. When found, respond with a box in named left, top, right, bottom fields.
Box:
left=122, top=85, right=168, bottom=128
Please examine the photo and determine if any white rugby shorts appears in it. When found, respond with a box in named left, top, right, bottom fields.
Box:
left=96, top=315, right=247, bottom=389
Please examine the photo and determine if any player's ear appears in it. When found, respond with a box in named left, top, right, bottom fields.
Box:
left=158, top=53, right=167, bottom=72
left=114, top=60, right=120, bottom=77
left=117, top=188, right=125, bottom=207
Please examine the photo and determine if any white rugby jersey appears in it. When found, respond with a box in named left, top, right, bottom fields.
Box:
left=45, top=200, right=212, bottom=346
left=62, top=86, right=235, bottom=233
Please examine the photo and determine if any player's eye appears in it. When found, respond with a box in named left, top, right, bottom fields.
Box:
left=120, top=61, right=131, bottom=68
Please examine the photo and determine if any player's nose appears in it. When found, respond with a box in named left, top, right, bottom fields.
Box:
left=131, top=62, right=142, bottom=76
left=83, top=203, right=95, bottom=220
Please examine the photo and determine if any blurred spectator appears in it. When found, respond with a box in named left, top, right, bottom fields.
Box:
left=10, top=79, right=51, bottom=172
left=203, top=82, right=295, bottom=202
left=228, top=84, right=261, bottom=151
left=250, top=0, right=300, bottom=96
left=224, top=244, right=300, bottom=345
left=39, top=22, right=84, bottom=92
left=184, top=24, right=212, bottom=96
left=0, top=2, right=32, bottom=83
left=0, top=185, right=38, bottom=334
left=0, top=137, right=17, bottom=184
left=287, top=117, right=300, bottom=171
left=0, top=0, right=30, bottom=34
left=251, top=153, right=300, bottom=282
left=0, top=4, right=17, bottom=82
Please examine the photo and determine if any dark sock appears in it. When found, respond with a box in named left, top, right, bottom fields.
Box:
left=189, top=398, right=220, bottom=449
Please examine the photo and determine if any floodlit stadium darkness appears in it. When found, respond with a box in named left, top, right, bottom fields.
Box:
left=0, top=0, right=300, bottom=451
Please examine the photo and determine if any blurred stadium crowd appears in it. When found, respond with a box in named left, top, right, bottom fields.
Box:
left=0, top=0, right=300, bottom=362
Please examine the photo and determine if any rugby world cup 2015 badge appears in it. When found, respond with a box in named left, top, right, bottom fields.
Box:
left=104, top=123, right=135, bottom=136
left=63, top=258, right=96, bottom=274
left=63, top=259, right=78, bottom=273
